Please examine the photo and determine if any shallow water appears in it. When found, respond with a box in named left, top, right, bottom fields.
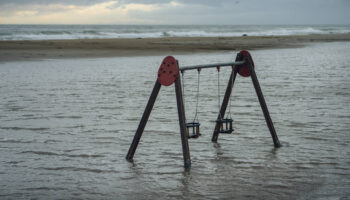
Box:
left=1, top=42, right=350, bottom=199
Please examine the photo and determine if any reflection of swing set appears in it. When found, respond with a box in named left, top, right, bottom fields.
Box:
left=126, top=51, right=281, bottom=168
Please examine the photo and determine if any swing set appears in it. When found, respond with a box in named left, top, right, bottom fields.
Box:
left=126, top=50, right=281, bottom=168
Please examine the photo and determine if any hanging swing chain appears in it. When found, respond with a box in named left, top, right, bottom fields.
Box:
left=181, top=70, right=186, bottom=112
left=193, top=69, right=201, bottom=123
left=217, top=67, right=222, bottom=119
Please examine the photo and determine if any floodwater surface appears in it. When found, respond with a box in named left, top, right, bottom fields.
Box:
left=1, top=42, right=350, bottom=199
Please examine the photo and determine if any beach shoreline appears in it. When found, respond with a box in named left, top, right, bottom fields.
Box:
left=1, top=33, right=350, bottom=62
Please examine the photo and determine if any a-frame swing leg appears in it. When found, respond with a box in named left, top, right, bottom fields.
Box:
left=126, top=56, right=191, bottom=168
left=247, top=58, right=281, bottom=148
left=174, top=75, right=191, bottom=168
left=212, top=67, right=238, bottom=142
left=126, top=81, right=161, bottom=161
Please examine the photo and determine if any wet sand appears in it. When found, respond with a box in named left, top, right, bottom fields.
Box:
left=1, top=34, right=350, bottom=62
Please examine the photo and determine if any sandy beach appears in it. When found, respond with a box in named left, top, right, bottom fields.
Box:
left=1, top=33, right=350, bottom=62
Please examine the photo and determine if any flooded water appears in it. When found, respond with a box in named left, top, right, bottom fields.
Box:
left=1, top=42, right=350, bottom=199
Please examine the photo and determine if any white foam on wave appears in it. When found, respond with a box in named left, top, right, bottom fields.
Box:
left=1, top=25, right=349, bottom=41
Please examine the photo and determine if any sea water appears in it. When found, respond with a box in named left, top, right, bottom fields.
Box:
left=0, top=42, right=350, bottom=199
left=1, top=24, right=350, bottom=40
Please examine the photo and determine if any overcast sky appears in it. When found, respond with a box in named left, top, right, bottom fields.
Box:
left=0, top=0, right=349, bottom=24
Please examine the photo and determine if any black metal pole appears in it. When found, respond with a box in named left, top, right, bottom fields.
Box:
left=126, top=81, right=161, bottom=161
left=174, top=74, right=191, bottom=168
left=247, top=58, right=281, bottom=148
left=212, top=68, right=238, bottom=142
left=180, top=61, right=245, bottom=71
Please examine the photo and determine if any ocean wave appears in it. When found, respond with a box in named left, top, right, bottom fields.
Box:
left=20, top=151, right=105, bottom=158
left=40, top=31, right=72, bottom=35
left=22, top=187, right=66, bottom=191
left=38, top=166, right=119, bottom=173
left=0, top=25, right=349, bottom=41
left=0, top=139, right=34, bottom=144
left=0, top=126, right=50, bottom=131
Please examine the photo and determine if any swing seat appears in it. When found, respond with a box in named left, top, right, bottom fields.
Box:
left=215, top=118, right=233, bottom=134
left=186, top=122, right=201, bottom=138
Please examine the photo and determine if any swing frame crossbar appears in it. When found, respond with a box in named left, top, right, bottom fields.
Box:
left=125, top=50, right=281, bottom=169
left=179, top=60, right=246, bottom=71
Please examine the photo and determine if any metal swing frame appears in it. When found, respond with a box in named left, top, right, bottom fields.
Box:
left=125, top=51, right=281, bottom=169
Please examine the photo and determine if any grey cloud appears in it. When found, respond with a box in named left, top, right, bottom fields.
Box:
left=124, top=0, right=350, bottom=25
left=109, top=0, right=231, bottom=7
left=0, top=0, right=349, bottom=24
left=0, top=0, right=229, bottom=6
left=0, top=0, right=108, bottom=6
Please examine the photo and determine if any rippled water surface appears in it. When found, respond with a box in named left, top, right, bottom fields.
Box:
left=1, top=42, right=350, bottom=199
